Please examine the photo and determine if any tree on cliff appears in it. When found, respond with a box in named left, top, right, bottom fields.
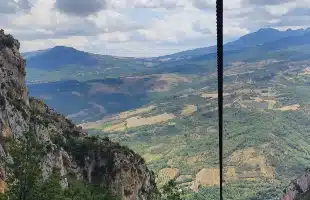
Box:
left=0, top=129, right=114, bottom=200
left=161, top=180, right=184, bottom=200
left=0, top=129, right=46, bottom=200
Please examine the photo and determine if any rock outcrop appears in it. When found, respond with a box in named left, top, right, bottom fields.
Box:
left=281, top=169, right=310, bottom=200
left=0, top=29, right=159, bottom=200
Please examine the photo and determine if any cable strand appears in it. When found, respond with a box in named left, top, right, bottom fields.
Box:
left=216, top=0, right=224, bottom=199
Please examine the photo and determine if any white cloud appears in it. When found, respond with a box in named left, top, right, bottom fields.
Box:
left=134, top=8, right=215, bottom=42
left=0, top=0, right=32, bottom=14
left=98, top=32, right=131, bottom=43
left=55, top=0, right=107, bottom=17
left=191, top=0, right=214, bottom=9
left=2, top=0, right=310, bottom=57
left=21, top=35, right=89, bottom=50
left=13, top=0, right=62, bottom=28
left=224, top=26, right=249, bottom=38
left=224, top=0, right=242, bottom=9
left=265, top=2, right=297, bottom=16
left=89, top=10, right=142, bottom=32
left=131, top=0, right=189, bottom=9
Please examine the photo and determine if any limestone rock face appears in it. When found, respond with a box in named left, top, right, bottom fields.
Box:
left=0, top=29, right=159, bottom=200
left=281, top=169, right=310, bottom=200
left=0, top=30, right=28, bottom=141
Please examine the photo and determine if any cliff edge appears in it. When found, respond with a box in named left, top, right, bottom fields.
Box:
left=281, top=169, right=310, bottom=200
left=0, top=29, right=159, bottom=200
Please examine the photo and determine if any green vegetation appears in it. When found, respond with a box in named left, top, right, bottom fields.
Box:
left=186, top=181, right=283, bottom=200
left=161, top=180, right=185, bottom=200
left=0, top=128, right=194, bottom=200
left=0, top=130, right=115, bottom=200
left=101, top=58, right=310, bottom=199
left=25, top=31, right=310, bottom=199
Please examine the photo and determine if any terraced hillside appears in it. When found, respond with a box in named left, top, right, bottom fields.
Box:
left=81, top=58, right=310, bottom=200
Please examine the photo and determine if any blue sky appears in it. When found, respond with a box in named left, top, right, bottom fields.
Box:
left=127, top=8, right=163, bottom=24
left=1, top=0, right=310, bottom=57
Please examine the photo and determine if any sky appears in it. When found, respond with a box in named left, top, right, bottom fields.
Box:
left=1, top=0, right=310, bottom=57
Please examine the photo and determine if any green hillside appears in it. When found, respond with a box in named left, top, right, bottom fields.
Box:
left=83, top=53, right=310, bottom=199
left=25, top=30, right=310, bottom=199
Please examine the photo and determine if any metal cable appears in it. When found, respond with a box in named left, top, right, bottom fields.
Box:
left=216, top=0, right=224, bottom=199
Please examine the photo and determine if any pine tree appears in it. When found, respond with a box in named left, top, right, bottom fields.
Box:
left=0, top=128, right=117, bottom=200
left=161, top=180, right=184, bottom=200
left=1, top=129, right=46, bottom=200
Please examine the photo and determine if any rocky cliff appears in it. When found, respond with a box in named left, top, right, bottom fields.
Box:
left=0, top=29, right=159, bottom=200
left=281, top=169, right=310, bottom=200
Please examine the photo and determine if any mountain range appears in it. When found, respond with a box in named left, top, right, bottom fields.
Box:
left=24, top=27, right=310, bottom=64
left=25, top=27, right=310, bottom=122
left=23, top=27, right=310, bottom=199
left=24, top=27, right=310, bottom=83
left=146, top=27, right=310, bottom=60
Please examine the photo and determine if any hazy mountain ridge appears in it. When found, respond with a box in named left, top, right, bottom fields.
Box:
left=158, top=27, right=310, bottom=61
left=25, top=27, right=310, bottom=124
left=25, top=27, right=310, bottom=84
left=26, top=46, right=107, bottom=70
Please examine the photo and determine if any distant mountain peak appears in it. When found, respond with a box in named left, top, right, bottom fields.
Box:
left=256, top=27, right=279, bottom=32
left=25, top=44, right=99, bottom=70
left=158, top=26, right=310, bottom=59
left=49, top=45, right=78, bottom=52
left=53, top=45, right=75, bottom=49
